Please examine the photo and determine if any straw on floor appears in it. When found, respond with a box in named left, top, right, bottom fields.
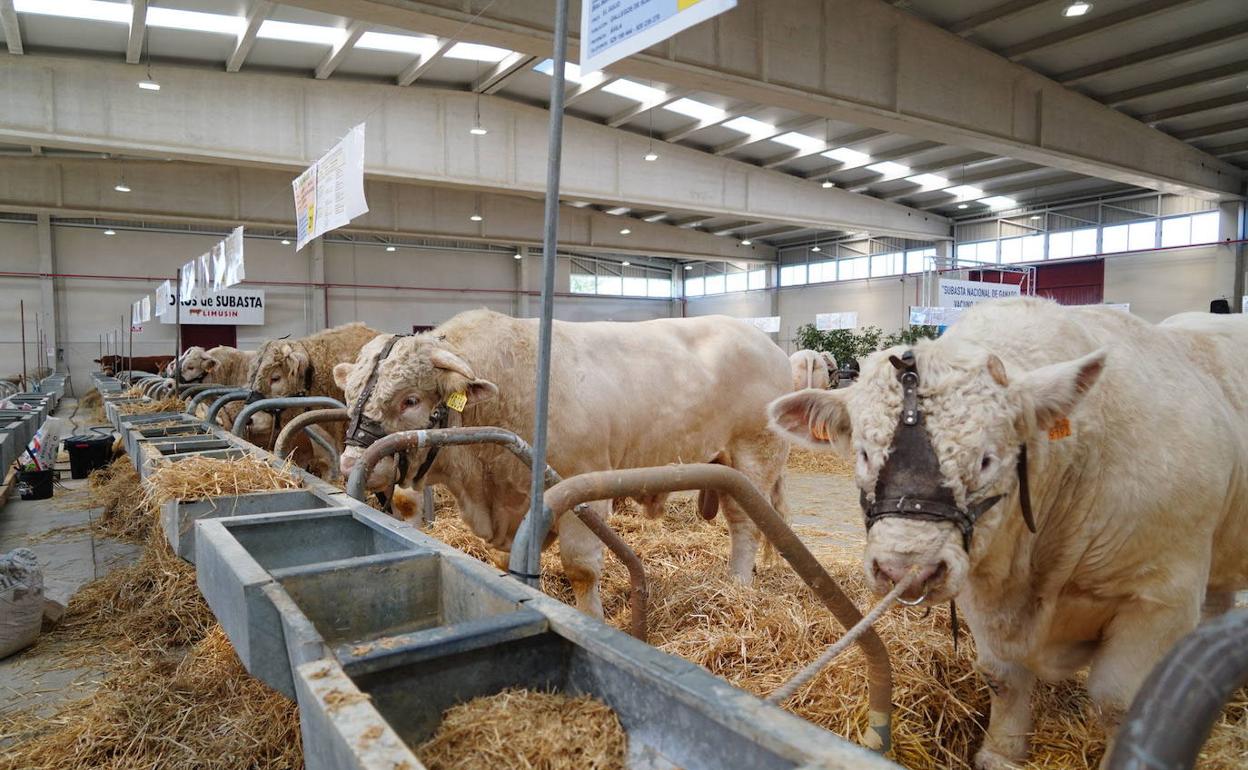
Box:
left=416, top=688, right=627, bottom=770
left=115, top=395, right=186, bottom=416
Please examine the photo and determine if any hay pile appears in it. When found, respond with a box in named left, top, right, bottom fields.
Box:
left=416, top=688, right=627, bottom=770
left=424, top=496, right=1247, bottom=769
left=80, top=389, right=104, bottom=421
left=89, top=457, right=148, bottom=540
left=116, top=395, right=186, bottom=416
left=787, top=447, right=854, bottom=476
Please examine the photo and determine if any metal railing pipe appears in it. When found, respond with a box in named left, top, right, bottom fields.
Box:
left=204, top=389, right=251, bottom=425
left=274, top=407, right=347, bottom=459
left=185, top=386, right=237, bottom=414
left=178, top=382, right=219, bottom=399
left=538, top=464, right=896, bottom=753
left=230, top=396, right=345, bottom=437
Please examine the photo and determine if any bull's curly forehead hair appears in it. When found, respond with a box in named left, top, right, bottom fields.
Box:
left=346, top=334, right=471, bottom=419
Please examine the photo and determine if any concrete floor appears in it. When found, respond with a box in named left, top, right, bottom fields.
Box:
left=0, top=396, right=140, bottom=724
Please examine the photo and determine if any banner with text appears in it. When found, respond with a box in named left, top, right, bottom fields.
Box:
left=293, top=123, right=368, bottom=251
left=159, top=288, right=265, bottom=326
left=937, top=279, right=1021, bottom=309
left=581, top=0, right=738, bottom=73
left=815, top=311, right=858, bottom=330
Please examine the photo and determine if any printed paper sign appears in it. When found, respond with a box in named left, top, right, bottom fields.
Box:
left=744, top=316, right=780, bottom=333
left=155, top=280, right=173, bottom=318
left=132, top=300, right=142, bottom=326
left=815, top=312, right=858, bottom=331
left=160, top=288, right=265, bottom=326
left=293, top=123, right=368, bottom=250
left=181, top=259, right=197, bottom=298
left=937, top=279, right=1021, bottom=309
left=909, top=306, right=963, bottom=327
left=224, top=226, right=245, bottom=287
left=581, top=0, right=738, bottom=73
left=211, top=240, right=227, bottom=292
left=140, top=296, right=151, bottom=323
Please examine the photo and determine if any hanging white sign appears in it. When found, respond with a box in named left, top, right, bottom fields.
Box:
left=159, top=288, right=265, bottom=326
left=937, top=279, right=1021, bottom=309
left=815, top=312, right=858, bottom=330
left=131, top=300, right=142, bottom=326
left=155, top=280, right=173, bottom=318
left=181, top=259, right=197, bottom=297
left=909, top=306, right=963, bottom=327
left=581, top=0, right=738, bottom=73
left=224, top=226, right=245, bottom=287
left=744, top=316, right=781, bottom=333
left=140, top=296, right=151, bottom=323
left=293, top=123, right=368, bottom=251
left=210, top=240, right=227, bottom=292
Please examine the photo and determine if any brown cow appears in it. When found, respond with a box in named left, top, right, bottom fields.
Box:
left=95, top=355, right=173, bottom=376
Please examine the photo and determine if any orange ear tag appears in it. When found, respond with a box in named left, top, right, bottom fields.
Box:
left=1048, top=417, right=1072, bottom=441
left=810, top=422, right=830, bottom=441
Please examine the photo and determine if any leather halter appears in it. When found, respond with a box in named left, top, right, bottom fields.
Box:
left=861, top=349, right=1036, bottom=551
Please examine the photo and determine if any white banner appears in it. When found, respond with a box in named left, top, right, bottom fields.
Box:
left=155, top=280, right=173, bottom=317
left=131, top=300, right=142, bottom=326
left=159, top=288, right=265, bottom=326
left=815, top=311, right=858, bottom=330
left=210, top=240, right=227, bottom=292
left=937, top=279, right=1022, bottom=309
left=181, top=259, right=197, bottom=297
left=745, top=316, right=780, bottom=333
left=293, top=123, right=368, bottom=251
left=140, top=296, right=151, bottom=323
left=581, top=0, right=737, bottom=73
left=909, top=306, right=963, bottom=327
left=198, top=253, right=212, bottom=292
left=224, top=226, right=245, bottom=287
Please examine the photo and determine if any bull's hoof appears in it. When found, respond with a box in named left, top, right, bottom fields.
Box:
left=974, top=746, right=1024, bottom=770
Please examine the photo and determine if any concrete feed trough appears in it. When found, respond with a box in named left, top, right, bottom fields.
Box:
left=162, top=488, right=338, bottom=564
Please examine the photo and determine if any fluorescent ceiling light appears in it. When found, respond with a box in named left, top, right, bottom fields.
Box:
left=137, top=79, right=161, bottom=91
left=281, top=239, right=292, bottom=245
left=534, top=59, right=586, bottom=83
left=811, top=245, right=821, bottom=252
left=113, top=183, right=130, bottom=193
left=982, top=196, right=1018, bottom=210
left=445, top=42, right=513, bottom=62
left=605, top=207, right=630, bottom=216
left=907, top=173, right=949, bottom=190
left=13, top=0, right=128, bottom=24
left=469, top=126, right=488, bottom=136
left=1030, top=215, right=1042, bottom=221
left=664, top=98, right=724, bottom=122
left=147, top=7, right=246, bottom=36
left=602, top=78, right=666, bottom=103
left=643, top=151, right=659, bottom=162
left=621, top=260, right=631, bottom=266
left=771, top=132, right=824, bottom=153
left=469, top=214, right=483, bottom=222
left=357, top=31, right=439, bottom=56
left=103, top=229, right=117, bottom=235
left=513, top=253, right=523, bottom=260
left=385, top=245, right=396, bottom=252
left=740, top=239, right=752, bottom=246
left=866, top=161, right=910, bottom=179
left=1063, top=2, right=1092, bottom=17
left=957, top=204, right=969, bottom=210
left=619, top=228, right=631, bottom=235
left=642, top=213, right=666, bottom=222
left=821, top=146, right=871, bottom=168
left=946, top=184, right=984, bottom=201
left=257, top=20, right=348, bottom=46
left=684, top=264, right=693, bottom=270
left=722, top=116, right=775, bottom=137
left=820, top=180, right=835, bottom=189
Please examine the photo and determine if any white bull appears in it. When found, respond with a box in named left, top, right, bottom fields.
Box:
left=768, top=297, right=1248, bottom=768
left=336, top=309, right=793, bottom=615
left=789, top=349, right=835, bottom=390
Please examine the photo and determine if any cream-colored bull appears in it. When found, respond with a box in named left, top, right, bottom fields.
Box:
left=768, top=297, right=1248, bottom=768
left=789, top=349, right=833, bottom=390
left=336, top=309, right=793, bottom=616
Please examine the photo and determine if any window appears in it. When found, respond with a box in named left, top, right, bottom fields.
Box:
left=870, top=252, right=903, bottom=277
left=779, top=264, right=807, bottom=286
left=725, top=272, right=748, bottom=293
left=808, top=260, right=836, bottom=283
left=1128, top=221, right=1156, bottom=251
left=622, top=276, right=648, bottom=297
left=1000, top=237, right=1022, bottom=264
left=1071, top=228, right=1097, bottom=257
left=649, top=278, right=672, bottom=298
left=748, top=270, right=766, bottom=290
left=956, top=243, right=977, bottom=263
left=840, top=256, right=870, bottom=280
left=1048, top=231, right=1072, bottom=260
left=705, top=274, right=726, bottom=295
left=905, top=248, right=935, bottom=274
left=570, top=273, right=596, bottom=294
left=1102, top=224, right=1128, bottom=253
left=596, top=275, right=622, bottom=295
left=956, top=241, right=997, bottom=264
left=685, top=277, right=705, bottom=297
left=1191, top=211, right=1219, bottom=243
left=1161, top=216, right=1190, bottom=248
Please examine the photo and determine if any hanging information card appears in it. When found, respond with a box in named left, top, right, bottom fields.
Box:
left=154, top=280, right=173, bottom=318
left=815, top=312, right=858, bottom=330
left=581, top=0, right=738, bottom=73
left=744, top=316, right=781, bottom=334
left=293, top=123, right=368, bottom=251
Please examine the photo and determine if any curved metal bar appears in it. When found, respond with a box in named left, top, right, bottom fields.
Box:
left=204, top=389, right=251, bottom=425
left=274, top=408, right=347, bottom=459
left=230, top=396, right=346, bottom=437
left=178, top=382, right=219, bottom=399
left=1107, top=609, right=1248, bottom=770
left=535, top=464, right=897, bottom=754
left=346, top=428, right=648, bottom=641
left=186, top=386, right=239, bottom=415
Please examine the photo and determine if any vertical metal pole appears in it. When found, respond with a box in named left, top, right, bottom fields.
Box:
left=33, top=314, right=40, bottom=378
left=121, top=315, right=127, bottom=375
left=19, top=300, right=27, bottom=390
left=128, top=313, right=134, bottom=377
left=511, top=0, right=570, bottom=588
left=175, top=268, right=183, bottom=383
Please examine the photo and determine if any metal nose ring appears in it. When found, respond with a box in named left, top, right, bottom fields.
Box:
left=896, top=588, right=930, bottom=607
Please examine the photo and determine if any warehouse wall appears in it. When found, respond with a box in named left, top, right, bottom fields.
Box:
left=0, top=222, right=675, bottom=383
left=1102, top=243, right=1238, bottom=321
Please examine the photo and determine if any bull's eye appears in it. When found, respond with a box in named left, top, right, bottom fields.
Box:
left=402, top=396, right=419, bottom=410
left=980, top=454, right=995, bottom=473
left=269, top=374, right=281, bottom=383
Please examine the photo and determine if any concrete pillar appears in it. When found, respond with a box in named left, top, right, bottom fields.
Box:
left=1232, top=201, right=1246, bottom=313
left=35, top=214, right=61, bottom=372
left=670, top=265, right=683, bottom=318
left=308, top=238, right=326, bottom=332
left=515, top=246, right=530, bottom=317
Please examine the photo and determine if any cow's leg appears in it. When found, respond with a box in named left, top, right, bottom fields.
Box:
left=722, top=443, right=785, bottom=585
left=974, top=657, right=1035, bottom=770
left=1086, top=594, right=1199, bottom=755
left=556, top=501, right=606, bottom=617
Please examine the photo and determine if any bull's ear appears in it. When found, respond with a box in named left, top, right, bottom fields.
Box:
left=465, top=378, right=498, bottom=405
left=429, top=348, right=476, bottom=380
left=202, top=357, right=218, bottom=372
left=333, top=362, right=353, bottom=390
left=1013, top=348, right=1107, bottom=430
left=768, top=389, right=852, bottom=451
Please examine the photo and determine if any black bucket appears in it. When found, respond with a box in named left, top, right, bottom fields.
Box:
left=18, top=469, right=54, bottom=500
left=64, top=434, right=114, bottom=479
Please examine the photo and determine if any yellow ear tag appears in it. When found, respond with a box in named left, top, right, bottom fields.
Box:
left=1048, top=416, right=1071, bottom=441
left=445, top=391, right=468, bottom=413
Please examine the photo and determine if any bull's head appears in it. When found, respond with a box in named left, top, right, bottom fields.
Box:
left=768, top=341, right=1106, bottom=604
left=249, top=341, right=310, bottom=398
left=177, top=346, right=212, bottom=383
left=335, top=334, right=498, bottom=492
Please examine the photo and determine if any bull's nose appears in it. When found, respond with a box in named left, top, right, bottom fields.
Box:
left=871, top=557, right=945, bottom=598
left=340, top=453, right=356, bottom=475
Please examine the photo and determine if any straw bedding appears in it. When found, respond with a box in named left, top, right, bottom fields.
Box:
left=424, top=495, right=1247, bottom=769
left=786, top=447, right=854, bottom=476
left=116, top=395, right=186, bottom=415
left=416, top=688, right=627, bottom=770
